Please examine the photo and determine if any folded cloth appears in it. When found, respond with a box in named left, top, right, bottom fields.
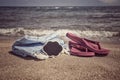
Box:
left=12, top=33, right=69, bottom=60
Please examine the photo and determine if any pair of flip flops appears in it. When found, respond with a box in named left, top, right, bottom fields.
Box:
left=66, top=33, right=110, bottom=57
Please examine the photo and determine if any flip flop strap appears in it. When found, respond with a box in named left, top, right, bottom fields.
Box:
left=69, top=42, right=88, bottom=52
left=97, top=42, right=101, bottom=49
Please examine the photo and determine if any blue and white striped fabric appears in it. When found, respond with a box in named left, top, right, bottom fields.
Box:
left=12, top=33, right=66, bottom=60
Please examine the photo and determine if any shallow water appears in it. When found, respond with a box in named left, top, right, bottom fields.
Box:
left=0, top=6, right=120, bottom=38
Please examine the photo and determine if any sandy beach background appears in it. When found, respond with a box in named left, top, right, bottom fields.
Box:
left=0, top=6, right=120, bottom=80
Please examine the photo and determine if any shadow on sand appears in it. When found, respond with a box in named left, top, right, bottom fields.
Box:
left=9, top=51, right=44, bottom=61
left=67, top=53, right=108, bottom=58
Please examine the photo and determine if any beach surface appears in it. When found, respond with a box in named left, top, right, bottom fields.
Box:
left=0, top=36, right=120, bottom=80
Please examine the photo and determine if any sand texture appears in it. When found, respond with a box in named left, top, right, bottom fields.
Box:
left=0, top=37, right=120, bottom=80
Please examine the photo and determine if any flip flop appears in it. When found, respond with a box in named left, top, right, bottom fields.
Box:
left=66, top=33, right=110, bottom=55
left=69, top=41, right=95, bottom=57
left=82, top=39, right=110, bottom=55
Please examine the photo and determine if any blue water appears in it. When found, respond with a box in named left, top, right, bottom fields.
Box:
left=0, top=6, right=120, bottom=31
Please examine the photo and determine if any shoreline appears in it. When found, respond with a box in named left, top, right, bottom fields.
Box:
left=0, top=28, right=120, bottom=44
left=0, top=28, right=119, bottom=37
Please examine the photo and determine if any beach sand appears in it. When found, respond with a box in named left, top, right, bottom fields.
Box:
left=0, top=36, right=120, bottom=80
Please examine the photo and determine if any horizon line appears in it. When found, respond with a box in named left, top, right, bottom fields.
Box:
left=0, top=5, right=120, bottom=7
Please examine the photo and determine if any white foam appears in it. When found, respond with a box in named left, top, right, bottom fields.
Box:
left=0, top=28, right=119, bottom=38
left=55, top=7, right=59, bottom=9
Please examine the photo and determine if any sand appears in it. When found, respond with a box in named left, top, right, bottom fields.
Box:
left=0, top=36, right=120, bottom=80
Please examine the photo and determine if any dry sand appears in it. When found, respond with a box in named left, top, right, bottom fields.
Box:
left=0, top=36, right=120, bottom=80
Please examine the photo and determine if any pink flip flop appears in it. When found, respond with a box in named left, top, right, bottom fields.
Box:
left=69, top=41, right=95, bottom=57
left=66, top=33, right=110, bottom=55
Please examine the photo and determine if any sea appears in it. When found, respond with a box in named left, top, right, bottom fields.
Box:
left=0, top=6, right=120, bottom=38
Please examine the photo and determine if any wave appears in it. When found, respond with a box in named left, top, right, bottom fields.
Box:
left=0, top=28, right=119, bottom=38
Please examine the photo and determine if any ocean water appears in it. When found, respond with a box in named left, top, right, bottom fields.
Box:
left=0, top=6, right=120, bottom=38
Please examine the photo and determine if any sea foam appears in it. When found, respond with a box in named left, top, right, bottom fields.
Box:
left=0, top=28, right=119, bottom=38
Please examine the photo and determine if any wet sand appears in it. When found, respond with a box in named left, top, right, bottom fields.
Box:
left=0, top=36, right=120, bottom=80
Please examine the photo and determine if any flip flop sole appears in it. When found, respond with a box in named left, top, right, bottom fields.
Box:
left=70, top=47, right=95, bottom=57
